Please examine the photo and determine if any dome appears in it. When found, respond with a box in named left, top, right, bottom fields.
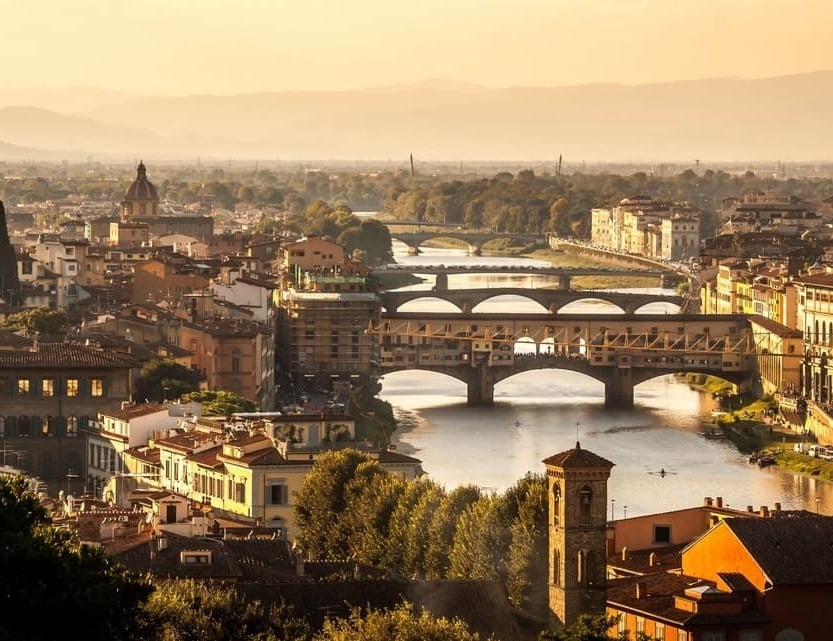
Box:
left=123, top=161, right=159, bottom=202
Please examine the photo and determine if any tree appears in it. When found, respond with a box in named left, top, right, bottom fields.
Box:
left=295, top=449, right=386, bottom=559
left=447, top=494, right=509, bottom=582
left=313, top=602, right=485, bottom=641
left=542, top=614, right=626, bottom=641
left=0, top=201, right=21, bottom=306
left=423, top=485, right=482, bottom=579
left=0, top=475, right=152, bottom=641
left=137, top=579, right=310, bottom=641
left=4, top=307, right=68, bottom=336
left=180, top=390, right=258, bottom=416
left=134, top=358, right=202, bottom=403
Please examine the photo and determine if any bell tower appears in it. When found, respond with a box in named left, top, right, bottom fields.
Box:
left=544, top=441, right=614, bottom=630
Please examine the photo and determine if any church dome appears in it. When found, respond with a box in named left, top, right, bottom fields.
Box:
left=123, top=161, right=159, bottom=202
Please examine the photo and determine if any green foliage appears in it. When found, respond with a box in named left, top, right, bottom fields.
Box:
left=4, top=307, right=67, bottom=336
left=137, top=579, right=310, bottom=641
left=0, top=475, right=152, bottom=641
left=134, top=358, right=202, bottom=403
left=542, top=614, right=625, bottom=641
left=447, top=495, right=509, bottom=582
left=503, top=474, right=549, bottom=612
left=313, top=602, right=485, bottom=641
left=423, top=485, right=482, bottom=579
left=294, top=449, right=386, bottom=559
left=344, top=474, right=409, bottom=566
left=181, top=390, right=258, bottom=416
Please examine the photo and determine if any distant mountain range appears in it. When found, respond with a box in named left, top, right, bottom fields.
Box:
left=0, top=72, right=831, bottom=163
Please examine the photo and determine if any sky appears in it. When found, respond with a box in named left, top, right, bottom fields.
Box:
left=5, top=0, right=833, bottom=95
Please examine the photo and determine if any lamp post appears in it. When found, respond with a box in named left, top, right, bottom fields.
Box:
left=610, top=498, right=615, bottom=521
left=623, top=505, right=628, bottom=519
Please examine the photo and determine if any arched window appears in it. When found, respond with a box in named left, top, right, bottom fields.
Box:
left=552, top=483, right=561, bottom=526
left=552, top=547, right=561, bottom=585
left=579, top=486, right=593, bottom=525
left=586, top=551, right=597, bottom=585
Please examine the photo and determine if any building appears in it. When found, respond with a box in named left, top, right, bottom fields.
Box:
left=122, top=161, right=160, bottom=219
left=0, top=338, right=139, bottom=494
left=545, top=442, right=614, bottom=631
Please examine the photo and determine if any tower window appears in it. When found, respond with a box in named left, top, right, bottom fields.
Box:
left=552, top=483, right=561, bottom=526
left=579, top=486, right=592, bottom=525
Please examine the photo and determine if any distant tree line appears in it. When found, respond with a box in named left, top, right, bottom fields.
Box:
left=4, top=164, right=833, bottom=243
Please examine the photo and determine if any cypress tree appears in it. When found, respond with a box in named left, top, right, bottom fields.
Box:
left=0, top=201, right=21, bottom=306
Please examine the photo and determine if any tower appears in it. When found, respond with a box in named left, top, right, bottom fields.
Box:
left=544, top=441, right=614, bottom=630
left=122, top=160, right=159, bottom=219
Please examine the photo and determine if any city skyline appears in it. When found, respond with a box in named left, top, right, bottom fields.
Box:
left=6, top=0, right=832, bottom=96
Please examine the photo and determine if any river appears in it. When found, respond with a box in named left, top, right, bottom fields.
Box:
left=377, top=242, right=833, bottom=519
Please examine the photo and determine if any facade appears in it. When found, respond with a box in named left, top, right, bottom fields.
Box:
left=282, top=235, right=345, bottom=277
left=545, top=442, right=614, bottom=631
left=131, top=256, right=213, bottom=305
left=0, top=340, right=138, bottom=494
left=793, top=272, right=833, bottom=404
left=590, top=196, right=700, bottom=261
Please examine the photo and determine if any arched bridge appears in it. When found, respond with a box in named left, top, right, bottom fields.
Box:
left=390, top=231, right=546, bottom=256
left=374, top=264, right=679, bottom=289
left=368, top=312, right=760, bottom=408
left=379, top=288, right=684, bottom=314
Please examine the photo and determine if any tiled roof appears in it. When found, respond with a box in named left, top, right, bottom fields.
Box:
left=102, top=403, right=167, bottom=421
left=111, top=531, right=242, bottom=580
left=747, top=315, right=803, bottom=339
left=0, top=343, right=140, bottom=369
left=792, top=272, right=833, bottom=287
left=724, top=515, right=833, bottom=585
left=607, top=573, right=768, bottom=627
left=542, top=442, right=615, bottom=469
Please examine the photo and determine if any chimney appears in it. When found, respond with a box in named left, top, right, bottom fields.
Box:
left=648, top=552, right=657, bottom=567
left=621, top=546, right=628, bottom=561
left=774, top=502, right=781, bottom=513
left=759, top=506, right=769, bottom=518
left=704, top=497, right=713, bottom=507
left=747, top=505, right=754, bottom=513
left=716, top=497, right=723, bottom=508
left=635, top=582, right=648, bottom=599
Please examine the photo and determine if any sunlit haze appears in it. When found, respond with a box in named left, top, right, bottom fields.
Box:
left=7, top=0, right=832, bottom=94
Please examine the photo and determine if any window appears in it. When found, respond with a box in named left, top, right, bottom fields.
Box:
left=702, top=632, right=726, bottom=641
left=91, top=378, right=104, bottom=397
left=18, top=416, right=30, bottom=437
left=42, top=379, right=55, bottom=397
left=635, top=617, right=645, bottom=635
left=0, top=416, right=5, bottom=438
left=654, top=524, right=671, bottom=543
left=617, top=614, right=627, bottom=636
left=655, top=622, right=665, bottom=639
left=552, top=483, right=561, bottom=526
left=269, top=483, right=288, bottom=505
left=180, top=551, right=211, bottom=565
left=18, top=379, right=30, bottom=396
left=42, top=415, right=53, bottom=437
left=677, top=630, right=688, bottom=641
left=235, top=481, right=245, bottom=503
left=66, top=378, right=78, bottom=397
left=552, top=548, right=560, bottom=585
left=579, top=486, right=592, bottom=525
left=738, top=631, right=762, bottom=641
left=67, top=416, right=78, bottom=437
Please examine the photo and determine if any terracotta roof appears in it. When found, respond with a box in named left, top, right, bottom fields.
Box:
left=101, top=403, right=167, bottom=421
left=747, top=315, right=803, bottom=339
left=112, top=531, right=241, bottom=580
left=542, top=442, right=615, bottom=469
left=0, top=343, right=140, bottom=369
left=607, top=574, right=768, bottom=627
left=723, top=515, right=833, bottom=585
left=792, top=273, right=833, bottom=287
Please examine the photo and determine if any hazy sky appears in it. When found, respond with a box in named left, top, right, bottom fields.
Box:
left=6, top=0, right=832, bottom=95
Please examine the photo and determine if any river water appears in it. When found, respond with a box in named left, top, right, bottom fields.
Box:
left=378, top=243, right=833, bottom=518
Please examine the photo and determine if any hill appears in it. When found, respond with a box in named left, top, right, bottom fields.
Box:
left=0, top=72, right=830, bottom=162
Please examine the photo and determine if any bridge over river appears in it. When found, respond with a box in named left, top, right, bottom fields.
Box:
left=389, top=230, right=547, bottom=256
left=379, top=287, right=684, bottom=314
left=368, top=312, right=759, bottom=407
left=374, top=263, right=679, bottom=289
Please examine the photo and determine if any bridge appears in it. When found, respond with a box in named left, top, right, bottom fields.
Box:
left=389, top=231, right=546, bottom=256
left=367, top=312, right=759, bottom=408
left=379, top=288, right=684, bottom=314
left=374, top=264, right=679, bottom=289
